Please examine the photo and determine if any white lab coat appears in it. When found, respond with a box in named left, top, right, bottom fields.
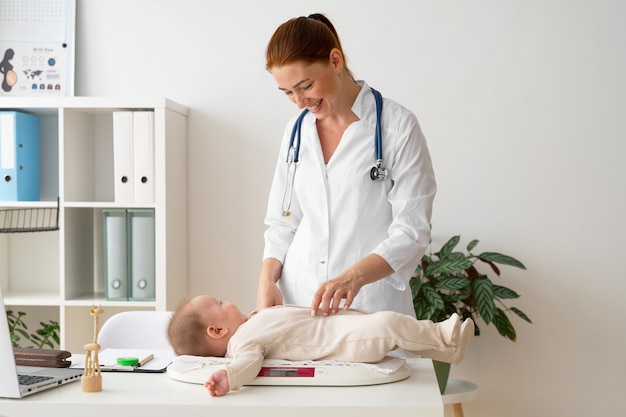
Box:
left=263, top=81, right=436, bottom=316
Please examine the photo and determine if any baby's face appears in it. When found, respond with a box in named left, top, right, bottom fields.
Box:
left=190, top=296, right=247, bottom=331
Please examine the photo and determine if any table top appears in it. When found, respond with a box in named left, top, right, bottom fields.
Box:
left=0, top=358, right=443, bottom=417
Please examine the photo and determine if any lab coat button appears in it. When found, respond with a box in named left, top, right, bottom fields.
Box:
left=320, top=259, right=326, bottom=264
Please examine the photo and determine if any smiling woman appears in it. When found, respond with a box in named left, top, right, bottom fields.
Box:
left=256, top=13, right=437, bottom=321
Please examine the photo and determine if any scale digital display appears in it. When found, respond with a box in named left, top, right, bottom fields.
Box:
left=257, top=367, right=315, bottom=378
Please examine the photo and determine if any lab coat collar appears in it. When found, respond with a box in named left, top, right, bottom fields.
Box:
left=351, top=80, right=377, bottom=124
left=299, top=80, right=376, bottom=128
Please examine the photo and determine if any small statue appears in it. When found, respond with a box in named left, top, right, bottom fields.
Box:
left=81, top=305, right=104, bottom=392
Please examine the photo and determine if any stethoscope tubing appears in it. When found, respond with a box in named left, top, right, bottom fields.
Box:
left=288, top=109, right=309, bottom=163
left=372, top=88, right=383, bottom=162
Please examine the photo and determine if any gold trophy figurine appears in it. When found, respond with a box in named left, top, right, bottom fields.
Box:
left=81, top=305, right=104, bottom=392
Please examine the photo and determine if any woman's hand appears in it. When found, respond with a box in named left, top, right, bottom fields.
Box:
left=257, top=279, right=283, bottom=309
left=310, top=273, right=361, bottom=316
left=257, top=258, right=284, bottom=309
left=204, top=369, right=229, bottom=396
left=310, top=254, right=394, bottom=317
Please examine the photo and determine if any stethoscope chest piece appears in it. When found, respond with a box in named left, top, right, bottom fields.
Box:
left=370, top=160, right=389, bottom=181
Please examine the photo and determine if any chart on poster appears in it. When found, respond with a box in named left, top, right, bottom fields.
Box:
left=0, top=0, right=75, bottom=97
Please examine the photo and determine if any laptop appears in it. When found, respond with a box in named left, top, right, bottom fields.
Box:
left=0, top=287, right=83, bottom=398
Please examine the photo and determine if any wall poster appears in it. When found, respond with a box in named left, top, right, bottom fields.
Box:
left=0, top=0, right=75, bottom=97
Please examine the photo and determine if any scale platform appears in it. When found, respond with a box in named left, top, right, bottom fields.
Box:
left=167, top=357, right=412, bottom=387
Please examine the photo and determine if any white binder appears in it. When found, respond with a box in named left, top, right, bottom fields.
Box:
left=103, top=210, right=129, bottom=300
left=133, top=111, right=155, bottom=203
left=128, top=209, right=155, bottom=301
left=112, top=112, right=134, bottom=202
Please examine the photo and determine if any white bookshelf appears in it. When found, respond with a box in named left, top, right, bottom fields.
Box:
left=0, top=97, right=188, bottom=352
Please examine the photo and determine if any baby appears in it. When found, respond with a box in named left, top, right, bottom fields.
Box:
left=167, top=296, right=474, bottom=396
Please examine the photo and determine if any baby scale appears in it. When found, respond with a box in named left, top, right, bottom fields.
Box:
left=166, top=356, right=411, bottom=387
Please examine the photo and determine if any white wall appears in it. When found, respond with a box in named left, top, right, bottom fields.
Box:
left=75, top=1, right=626, bottom=416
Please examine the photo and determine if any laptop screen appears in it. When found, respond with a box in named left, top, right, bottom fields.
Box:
left=0, top=286, right=24, bottom=398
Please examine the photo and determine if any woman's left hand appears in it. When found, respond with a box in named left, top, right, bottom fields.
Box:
left=310, top=273, right=361, bottom=317
left=310, top=254, right=394, bottom=317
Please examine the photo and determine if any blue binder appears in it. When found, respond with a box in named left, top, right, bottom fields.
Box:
left=0, top=111, right=40, bottom=201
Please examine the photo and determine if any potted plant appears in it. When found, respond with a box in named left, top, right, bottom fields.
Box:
left=410, top=235, right=532, bottom=393
left=6, top=309, right=61, bottom=349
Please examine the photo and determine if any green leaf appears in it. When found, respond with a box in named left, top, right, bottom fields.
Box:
left=447, top=251, right=467, bottom=261
left=437, top=276, right=471, bottom=290
left=466, top=239, right=479, bottom=252
left=473, top=278, right=495, bottom=323
left=478, top=252, right=526, bottom=269
left=426, top=258, right=473, bottom=275
left=493, top=308, right=517, bottom=341
left=414, top=299, right=436, bottom=320
left=445, top=291, right=471, bottom=303
left=410, top=277, right=422, bottom=298
left=511, top=307, right=532, bottom=324
left=437, top=235, right=460, bottom=258
left=16, top=329, right=30, bottom=339
left=493, top=285, right=520, bottom=299
left=422, top=286, right=445, bottom=310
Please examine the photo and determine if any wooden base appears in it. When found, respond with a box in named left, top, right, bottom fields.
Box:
left=81, top=375, right=102, bottom=392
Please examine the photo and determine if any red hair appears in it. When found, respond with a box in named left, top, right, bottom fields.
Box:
left=266, top=13, right=353, bottom=78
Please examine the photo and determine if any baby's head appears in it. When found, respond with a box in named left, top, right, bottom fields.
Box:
left=168, top=295, right=247, bottom=357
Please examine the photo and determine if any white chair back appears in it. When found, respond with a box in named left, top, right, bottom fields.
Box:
left=98, top=310, right=173, bottom=351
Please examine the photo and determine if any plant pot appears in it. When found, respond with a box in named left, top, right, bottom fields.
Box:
left=432, top=360, right=451, bottom=394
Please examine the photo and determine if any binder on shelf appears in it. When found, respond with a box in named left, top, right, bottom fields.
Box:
left=112, top=112, right=134, bottom=203
left=103, top=210, right=129, bottom=300
left=128, top=209, right=155, bottom=301
left=0, top=111, right=40, bottom=201
left=133, top=111, right=155, bottom=203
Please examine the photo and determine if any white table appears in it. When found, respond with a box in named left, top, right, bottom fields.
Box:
left=0, top=358, right=443, bottom=417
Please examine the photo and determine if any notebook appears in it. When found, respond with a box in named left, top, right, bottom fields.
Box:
left=0, top=287, right=83, bottom=398
left=71, top=348, right=175, bottom=373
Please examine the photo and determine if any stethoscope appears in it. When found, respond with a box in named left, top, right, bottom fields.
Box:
left=281, top=87, right=387, bottom=216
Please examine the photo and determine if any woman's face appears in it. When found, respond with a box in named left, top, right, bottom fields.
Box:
left=271, top=56, right=341, bottom=120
